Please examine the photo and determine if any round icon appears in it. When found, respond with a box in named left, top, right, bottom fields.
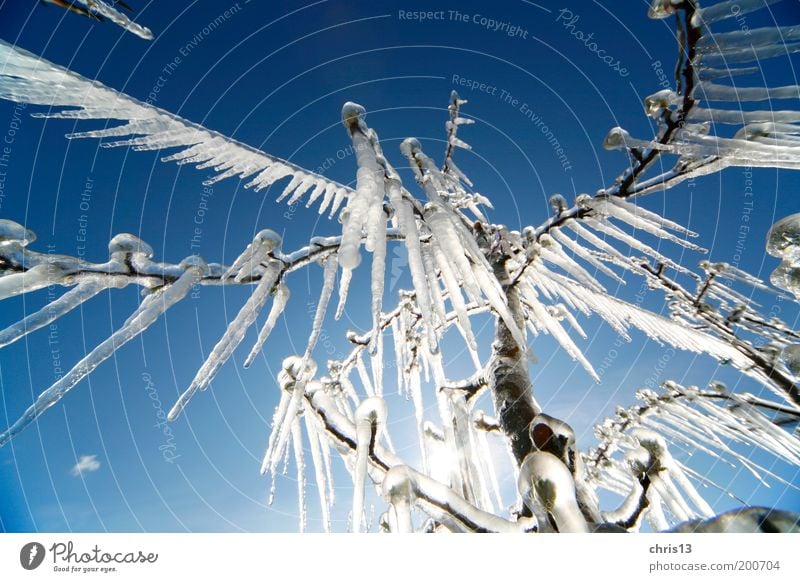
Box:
left=19, top=542, right=45, bottom=570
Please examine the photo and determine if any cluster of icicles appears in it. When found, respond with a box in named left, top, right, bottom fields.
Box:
left=588, top=380, right=800, bottom=531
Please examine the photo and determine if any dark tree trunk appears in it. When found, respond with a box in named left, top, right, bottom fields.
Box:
left=488, top=255, right=540, bottom=467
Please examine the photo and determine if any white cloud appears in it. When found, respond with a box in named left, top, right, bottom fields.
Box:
left=70, top=455, right=101, bottom=477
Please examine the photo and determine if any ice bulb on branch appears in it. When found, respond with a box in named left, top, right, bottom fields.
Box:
left=767, top=213, right=800, bottom=298
left=780, top=344, right=800, bottom=377
left=0, top=219, right=36, bottom=247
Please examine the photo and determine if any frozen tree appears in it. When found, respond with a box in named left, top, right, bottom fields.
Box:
left=1, top=0, right=799, bottom=533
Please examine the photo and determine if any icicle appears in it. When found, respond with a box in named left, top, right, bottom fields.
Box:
left=223, top=229, right=281, bottom=282
left=0, top=219, right=36, bottom=246
left=698, top=25, right=800, bottom=53
left=692, top=0, right=784, bottom=28
left=566, top=221, right=642, bottom=273
left=305, top=255, right=338, bottom=360
left=520, top=281, right=599, bottom=381
left=262, top=392, right=291, bottom=477
left=690, top=106, right=800, bottom=125
left=584, top=218, right=691, bottom=275
left=474, top=412, right=504, bottom=510
left=646, top=489, right=670, bottom=532
left=72, top=0, right=154, bottom=39
left=303, top=407, right=331, bottom=532
left=0, top=261, right=202, bottom=446
left=386, top=179, right=437, bottom=351
left=424, top=203, right=482, bottom=302
left=291, top=418, right=307, bottom=532
left=549, top=228, right=625, bottom=284
left=369, top=209, right=388, bottom=350
left=352, top=397, right=387, bottom=533
left=390, top=319, right=405, bottom=396
left=539, top=235, right=605, bottom=291
left=429, top=240, right=478, bottom=351
left=454, top=394, right=494, bottom=510
left=536, top=269, right=757, bottom=376
left=0, top=279, right=124, bottom=349
left=320, top=425, right=336, bottom=506
left=260, top=357, right=317, bottom=476
left=409, top=367, right=428, bottom=473
left=470, top=257, right=528, bottom=350
left=651, top=474, right=690, bottom=522
left=0, top=40, right=354, bottom=215
left=592, top=198, right=705, bottom=252
left=243, top=282, right=290, bottom=368
left=168, top=260, right=282, bottom=420
left=420, top=242, right=447, bottom=327
left=694, top=81, right=800, bottom=103
left=339, top=103, right=385, bottom=270
left=356, top=352, right=375, bottom=397
left=335, top=267, right=353, bottom=320
left=370, top=330, right=384, bottom=397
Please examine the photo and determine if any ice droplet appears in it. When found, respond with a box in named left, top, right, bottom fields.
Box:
left=0, top=219, right=35, bottom=247
left=780, top=344, right=800, bottom=377
left=549, top=194, right=568, bottom=215
left=767, top=213, right=800, bottom=298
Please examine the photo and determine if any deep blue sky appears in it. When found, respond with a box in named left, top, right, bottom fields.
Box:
left=0, top=0, right=798, bottom=532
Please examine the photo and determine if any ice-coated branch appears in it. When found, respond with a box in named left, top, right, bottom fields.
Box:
left=300, top=382, right=530, bottom=532
left=0, top=223, right=405, bottom=293
left=352, top=397, right=387, bottom=532
left=487, top=247, right=540, bottom=468
left=587, top=380, right=800, bottom=516
left=72, top=0, right=154, bottom=40
left=518, top=452, right=589, bottom=533
left=635, top=260, right=800, bottom=407
left=0, top=40, right=351, bottom=217
left=0, top=223, right=414, bottom=444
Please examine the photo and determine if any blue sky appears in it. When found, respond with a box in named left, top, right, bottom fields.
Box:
left=0, top=0, right=798, bottom=532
